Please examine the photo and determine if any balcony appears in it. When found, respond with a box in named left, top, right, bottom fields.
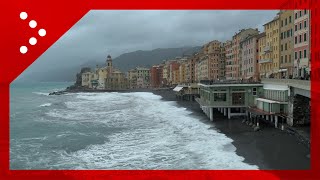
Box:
left=263, top=46, right=272, bottom=53
left=259, top=59, right=272, bottom=64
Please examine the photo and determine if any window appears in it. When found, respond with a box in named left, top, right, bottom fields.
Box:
left=280, top=32, right=283, bottom=39
left=285, top=18, right=287, bottom=25
left=285, top=55, right=287, bottom=63
left=295, top=52, right=298, bottom=59
left=252, top=87, right=257, bottom=96
left=304, top=20, right=307, bottom=28
left=281, top=44, right=283, bottom=51
left=289, top=16, right=292, bottom=23
left=295, top=36, right=297, bottom=44
left=304, top=49, right=307, bottom=58
left=300, top=23, right=302, bottom=30
left=299, top=51, right=302, bottom=59
left=304, top=10, right=307, bottom=15
left=289, top=55, right=291, bottom=62
left=285, top=43, right=287, bottom=50
left=295, top=13, right=298, bottom=19
left=295, top=25, right=297, bottom=31
left=299, top=35, right=302, bottom=43
left=304, top=33, right=307, bottom=42
left=299, top=11, right=302, bottom=17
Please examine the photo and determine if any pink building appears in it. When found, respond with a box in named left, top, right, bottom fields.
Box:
left=293, top=10, right=310, bottom=79
left=240, top=32, right=260, bottom=81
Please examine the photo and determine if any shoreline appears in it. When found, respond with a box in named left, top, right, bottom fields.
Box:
left=151, top=88, right=310, bottom=170
left=54, top=87, right=310, bottom=169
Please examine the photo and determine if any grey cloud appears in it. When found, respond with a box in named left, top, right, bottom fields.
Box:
left=19, top=10, right=277, bottom=80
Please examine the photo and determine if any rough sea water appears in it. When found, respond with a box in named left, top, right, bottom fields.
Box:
left=10, top=82, right=258, bottom=170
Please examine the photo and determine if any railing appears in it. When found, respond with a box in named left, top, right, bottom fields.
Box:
left=261, top=78, right=310, bottom=90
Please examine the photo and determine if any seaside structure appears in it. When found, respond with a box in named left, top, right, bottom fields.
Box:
left=196, top=80, right=263, bottom=120
left=293, top=10, right=311, bottom=79
left=279, top=10, right=294, bottom=78
left=80, top=55, right=128, bottom=90
left=75, top=67, right=91, bottom=87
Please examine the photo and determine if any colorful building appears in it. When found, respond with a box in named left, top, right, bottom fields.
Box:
left=293, top=10, right=310, bottom=79
left=240, top=31, right=260, bottom=81
left=261, top=14, right=281, bottom=78
left=279, top=10, right=294, bottom=78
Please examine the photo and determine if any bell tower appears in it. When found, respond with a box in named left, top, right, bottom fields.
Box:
left=106, top=55, right=112, bottom=68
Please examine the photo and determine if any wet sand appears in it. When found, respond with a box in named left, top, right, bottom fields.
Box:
left=151, top=88, right=310, bottom=170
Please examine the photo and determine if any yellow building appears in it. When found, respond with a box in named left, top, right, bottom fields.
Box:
left=128, top=68, right=138, bottom=89
left=179, top=62, right=186, bottom=84
left=279, top=10, right=294, bottom=78
left=105, top=69, right=128, bottom=90
left=262, top=14, right=281, bottom=78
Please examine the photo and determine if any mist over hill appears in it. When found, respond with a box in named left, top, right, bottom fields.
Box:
left=17, top=46, right=201, bottom=82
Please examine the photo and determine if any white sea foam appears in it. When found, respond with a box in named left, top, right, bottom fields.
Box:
left=39, top=103, right=52, bottom=107
left=33, top=92, right=49, bottom=96
left=44, top=92, right=259, bottom=170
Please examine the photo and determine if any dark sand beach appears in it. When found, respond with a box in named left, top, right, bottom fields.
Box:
left=151, top=88, right=310, bottom=170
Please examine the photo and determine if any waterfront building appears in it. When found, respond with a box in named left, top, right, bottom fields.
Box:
left=240, top=31, right=260, bottom=81
left=227, top=28, right=260, bottom=80
left=185, top=60, right=191, bottom=83
left=247, top=82, right=289, bottom=128
left=150, top=65, right=163, bottom=88
left=169, top=61, right=180, bottom=85
left=128, top=68, right=138, bottom=89
left=76, top=67, right=91, bottom=87
left=279, top=10, right=294, bottom=78
left=196, top=80, right=263, bottom=120
left=293, top=9, right=310, bottom=79
left=105, top=69, right=128, bottom=90
left=207, top=40, right=224, bottom=80
left=136, top=67, right=150, bottom=88
left=179, top=62, right=186, bottom=84
left=196, top=55, right=209, bottom=81
left=81, top=71, right=93, bottom=88
left=262, top=14, right=281, bottom=78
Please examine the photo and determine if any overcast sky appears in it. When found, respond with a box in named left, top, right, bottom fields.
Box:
left=21, top=10, right=277, bottom=78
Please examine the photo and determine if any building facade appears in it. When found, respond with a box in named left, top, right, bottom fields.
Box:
left=262, top=14, right=281, bottom=78
left=240, top=32, right=260, bottom=81
left=279, top=10, right=294, bottom=78
left=293, top=10, right=310, bottom=79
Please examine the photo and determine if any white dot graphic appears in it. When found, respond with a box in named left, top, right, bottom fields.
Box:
left=38, top=29, right=46, bottom=37
left=20, top=46, right=28, bottom=54
left=20, top=12, right=28, bottom=20
left=29, top=37, right=37, bottom=45
left=29, top=20, right=37, bottom=28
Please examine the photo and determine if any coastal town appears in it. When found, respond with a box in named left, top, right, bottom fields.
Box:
left=71, top=10, right=311, bottom=139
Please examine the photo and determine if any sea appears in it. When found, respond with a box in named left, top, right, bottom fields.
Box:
left=10, top=82, right=258, bottom=170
